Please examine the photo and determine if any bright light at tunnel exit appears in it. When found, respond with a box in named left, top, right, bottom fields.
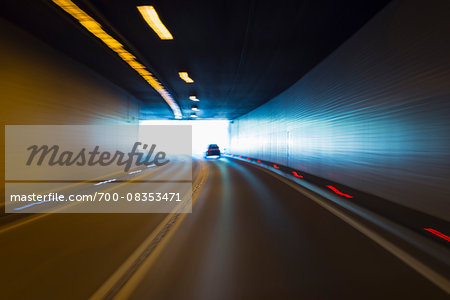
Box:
left=140, top=120, right=230, bottom=155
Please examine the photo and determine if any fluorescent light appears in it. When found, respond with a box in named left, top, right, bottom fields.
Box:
left=192, top=106, right=199, bottom=111
left=179, top=72, right=194, bottom=83
left=137, top=6, right=173, bottom=40
left=51, top=0, right=181, bottom=119
left=190, top=112, right=198, bottom=118
left=189, top=96, right=199, bottom=101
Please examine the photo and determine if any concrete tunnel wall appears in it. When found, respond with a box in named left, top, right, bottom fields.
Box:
left=0, top=19, right=141, bottom=200
left=229, top=0, right=450, bottom=221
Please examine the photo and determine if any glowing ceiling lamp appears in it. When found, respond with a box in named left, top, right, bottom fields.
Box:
left=137, top=6, right=173, bottom=40
left=179, top=72, right=194, bottom=83
left=51, top=0, right=182, bottom=119
left=191, top=105, right=199, bottom=111
left=189, top=96, right=199, bottom=101
left=190, top=112, right=198, bottom=118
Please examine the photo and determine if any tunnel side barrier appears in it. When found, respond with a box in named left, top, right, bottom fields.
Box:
left=223, top=153, right=450, bottom=288
left=223, top=153, right=449, bottom=247
left=0, top=19, right=142, bottom=208
left=229, top=0, right=450, bottom=222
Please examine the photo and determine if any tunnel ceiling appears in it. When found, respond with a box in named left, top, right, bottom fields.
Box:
left=2, top=0, right=390, bottom=120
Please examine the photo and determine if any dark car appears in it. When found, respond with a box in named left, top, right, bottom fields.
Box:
left=204, top=144, right=221, bottom=158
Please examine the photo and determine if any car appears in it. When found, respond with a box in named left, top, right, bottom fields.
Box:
left=204, top=144, right=221, bottom=158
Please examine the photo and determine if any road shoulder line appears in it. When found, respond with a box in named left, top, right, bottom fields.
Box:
left=241, top=159, right=450, bottom=294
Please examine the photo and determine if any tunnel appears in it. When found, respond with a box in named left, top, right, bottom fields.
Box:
left=1, top=0, right=449, bottom=299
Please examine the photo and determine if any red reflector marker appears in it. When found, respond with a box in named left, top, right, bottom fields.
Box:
left=326, top=185, right=353, bottom=198
left=292, top=171, right=303, bottom=178
left=247, top=157, right=250, bottom=160
left=273, top=164, right=280, bottom=169
left=257, top=160, right=261, bottom=163
left=238, top=155, right=241, bottom=158
left=424, top=228, right=450, bottom=242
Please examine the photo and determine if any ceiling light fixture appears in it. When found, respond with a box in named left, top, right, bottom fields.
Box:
left=51, top=0, right=182, bottom=119
left=190, top=112, right=198, bottom=118
left=189, top=96, right=199, bottom=101
left=179, top=72, right=194, bottom=83
left=191, top=105, right=199, bottom=111
left=137, top=6, right=173, bottom=40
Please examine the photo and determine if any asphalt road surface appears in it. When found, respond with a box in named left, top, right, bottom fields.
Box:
left=0, top=158, right=447, bottom=300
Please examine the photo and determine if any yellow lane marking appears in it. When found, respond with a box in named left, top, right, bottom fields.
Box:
left=89, top=161, right=208, bottom=300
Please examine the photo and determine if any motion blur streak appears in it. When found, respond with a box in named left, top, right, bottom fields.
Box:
left=13, top=199, right=52, bottom=211
left=326, top=185, right=353, bottom=198
left=137, top=6, right=173, bottom=40
left=424, top=228, right=450, bottom=242
left=230, top=0, right=450, bottom=220
left=292, top=171, right=303, bottom=178
left=178, top=72, right=194, bottom=83
left=51, top=0, right=182, bottom=118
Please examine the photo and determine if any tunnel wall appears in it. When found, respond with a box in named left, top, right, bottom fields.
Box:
left=0, top=19, right=141, bottom=200
left=0, top=19, right=141, bottom=125
left=229, top=0, right=450, bottom=221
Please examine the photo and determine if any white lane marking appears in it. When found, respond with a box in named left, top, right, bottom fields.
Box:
left=0, top=164, right=166, bottom=234
left=13, top=199, right=54, bottom=211
left=128, top=170, right=142, bottom=175
left=256, top=165, right=450, bottom=295
left=94, top=179, right=117, bottom=186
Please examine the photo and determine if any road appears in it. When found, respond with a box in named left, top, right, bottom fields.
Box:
left=0, top=158, right=448, bottom=299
